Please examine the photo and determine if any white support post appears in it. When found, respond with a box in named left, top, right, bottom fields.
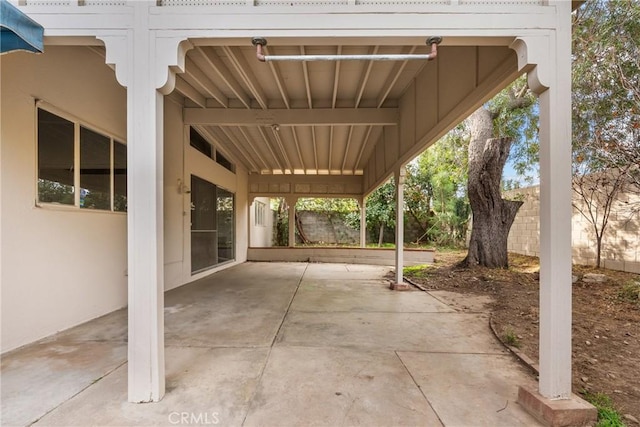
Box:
left=127, top=1, right=165, bottom=403
left=287, top=197, right=297, bottom=247
left=537, top=30, right=573, bottom=399
left=359, top=198, right=367, bottom=248
left=391, top=168, right=409, bottom=290
left=248, top=198, right=253, bottom=248
left=513, top=9, right=595, bottom=424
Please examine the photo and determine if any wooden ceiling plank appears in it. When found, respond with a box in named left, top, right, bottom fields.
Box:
left=291, top=127, right=306, bottom=171
left=197, top=126, right=254, bottom=171
left=202, top=126, right=259, bottom=172
left=175, top=76, right=206, bottom=108
left=328, top=125, right=333, bottom=172
left=223, top=46, right=269, bottom=109
left=355, top=45, right=379, bottom=108
left=341, top=125, right=354, bottom=172
left=238, top=127, right=271, bottom=171
left=264, top=46, right=291, bottom=109
left=377, top=46, right=417, bottom=108
left=184, top=57, right=229, bottom=108
left=312, top=125, right=318, bottom=171
left=354, top=125, right=373, bottom=173
left=257, top=126, right=284, bottom=171
left=197, top=46, right=252, bottom=109
left=271, top=126, right=293, bottom=172
left=332, top=46, right=342, bottom=109
left=300, top=46, right=313, bottom=109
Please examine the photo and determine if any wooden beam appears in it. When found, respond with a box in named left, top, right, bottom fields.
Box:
left=301, top=46, right=313, bottom=109
left=197, top=46, right=252, bottom=109
left=222, top=46, right=269, bottom=109
left=355, top=45, right=379, bottom=108
left=238, top=127, right=270, bottom=171
left=184, top=108, right=399, bottom=126
left=175, top=76, right=206, bottom=108
left=332, top=46, right=342, bottom=109
left=265, top=46, right=291, bottom=109
left=377, top=46, right=416, bottom=108
left=184, top=57, right=229, bottom=108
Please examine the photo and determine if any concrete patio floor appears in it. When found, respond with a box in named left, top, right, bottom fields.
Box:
left=1, top=262, right=542, bottom=427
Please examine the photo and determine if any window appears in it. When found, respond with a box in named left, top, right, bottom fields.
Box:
left=255, top=201, right=266, bottom=226
left=189, top=126, right=235, bottom=173
left=190, top=127, right=212, bottom=158
left=216, top=151, right=234, bottom=173
left=37, top=107, right=127, bottom=212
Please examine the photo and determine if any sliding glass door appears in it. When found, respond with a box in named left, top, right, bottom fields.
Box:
left=191, top=175, right=235, bottom=273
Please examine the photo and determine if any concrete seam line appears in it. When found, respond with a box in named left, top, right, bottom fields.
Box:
left=240, top=263, right=309, bottom=427
left=394, top=351, right=445, bottom=426
left=27, top=359, right=127, bottom=426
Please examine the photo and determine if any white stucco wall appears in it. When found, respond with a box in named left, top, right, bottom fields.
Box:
left=163, top=95, right=250, bottom=290
left=0, top=46, right=128, bottom=352
left=1, top=47, right=252, bottom=352
left=164, top=97, right=188, bottom=290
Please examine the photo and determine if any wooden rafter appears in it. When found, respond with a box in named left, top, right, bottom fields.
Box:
left=184, top=56, right=229, bottom=108
left=197, top=46, right=252, bottom=109
left=223, top=46, right=268, bottom=109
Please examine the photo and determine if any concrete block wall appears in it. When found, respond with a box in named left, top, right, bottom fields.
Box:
left=504, top=185, right=640, bottom=274
left=296, top=211, right=360, bottom=245
left=295, top=211, right=427, bottom=246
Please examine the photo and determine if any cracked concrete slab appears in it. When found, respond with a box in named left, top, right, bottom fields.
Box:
left=164, top=262, right=305, bottom=347
left=292, top=285, right=455, bottom=313
left=397, top=351, right=541, bottom=426
left=1, top=341, right=126, bottom=427
left=277, top=311, right=508, bottom=353
left=302, top=263, right=392, bottom=281
left=298, top=278, right=392, bottom=292
left=243, top=346, right=443, bottom=427
left=33, top=347, right=269, bottom=427
left=2, top=262, right=541, bottom=427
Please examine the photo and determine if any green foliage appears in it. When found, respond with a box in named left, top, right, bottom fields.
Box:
left=361, top=178, right=397, bottom=232
left=38, top=179, right=74, bottom=205
left=618, top=280, right=640, bottom=303
left=296, top=198, right=359, bottom=214
left=366, top=242, right=395, bottom=248
left=501, top=327, right=520, bottom=348
left=581, top=391, right=626, bottom=427
left=488, top=75, right=539, bottom=183
left=502, top=179, right=522, bottom=192
left=403, top=264, right=432, bottom=278
left=570, top=0, right=640, bottom=268
left=272, top=197, right=289, bottom=246
left=572, top=0, right=640, bottom=176
left=410, top=124, right=470, bottom=246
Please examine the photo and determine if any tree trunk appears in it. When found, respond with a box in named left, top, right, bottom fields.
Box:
left=460, top=108, right=523, bottom=268
left=275, top=198, right=287, bottom=246
left=595, top=234, right=602, bottom=269
left=378, top=224, right=385, bottom=247
left=295, top=212, right=310, bottom=244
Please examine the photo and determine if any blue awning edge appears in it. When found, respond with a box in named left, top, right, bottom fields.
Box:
left=1, top=0, right=44, bottom=55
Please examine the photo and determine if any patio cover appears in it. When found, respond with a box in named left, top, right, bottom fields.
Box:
left=0, top=0, right=43, bottom=54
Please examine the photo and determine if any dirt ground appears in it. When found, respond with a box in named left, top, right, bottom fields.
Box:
left=404, top=251, right=640, bottom=422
